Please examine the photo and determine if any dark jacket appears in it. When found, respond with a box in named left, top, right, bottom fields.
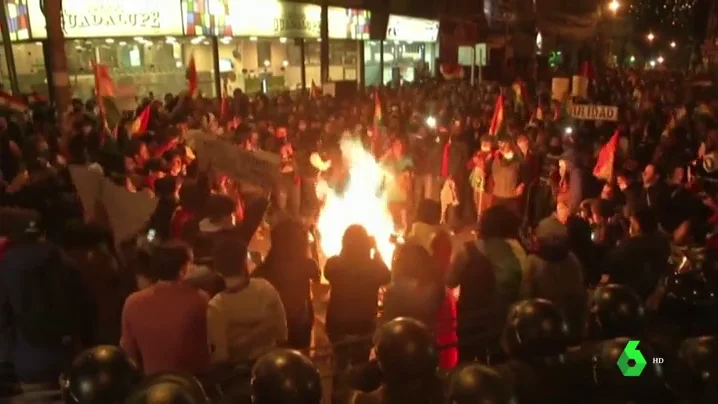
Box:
left=606, top=232, right=671, bottom=300
left=0, top=242, right=94, bottom=383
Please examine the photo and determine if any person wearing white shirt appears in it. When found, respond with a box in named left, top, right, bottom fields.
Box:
left=207, top=241, right=287, bottom=365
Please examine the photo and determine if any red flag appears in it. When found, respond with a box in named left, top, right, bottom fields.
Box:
left=593, top=130, right=620, bottom=181
left=311, top=80, right=322, bottom=98
left=130, top=104, right=151, bottom=135
left=186, top=54, right=198, bottom=97
left=488, top=93, right=504, bottom=136
left=439, top=63, right=464, bottom=80
left=219, top=95, right=230, bottom=121
left=0, top=91, right=28, bottom=113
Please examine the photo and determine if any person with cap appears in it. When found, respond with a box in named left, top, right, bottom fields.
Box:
left=346, top=317, right=443, bottom=404
left=61, top=345, right=142, bottom=404
left=494, top=299, right=575, bottom=403
left=251, top=349, right=322, bottom=404
left=519, top=219, right=585, bottom=344
left=446, top=363, right=516, bottom=404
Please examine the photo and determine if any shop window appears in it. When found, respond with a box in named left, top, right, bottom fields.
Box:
left=287, top=43, right=302, bottom=66
left=62, top=37, right=217, bottom=99
left=305, top=42, right=320, bottom=66
left=257, top=41, right=272, bottom=68
left=329, top=40, right=357, bottom=66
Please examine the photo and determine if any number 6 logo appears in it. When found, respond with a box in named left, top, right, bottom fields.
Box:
left=617, top=340, right=647, bottom=377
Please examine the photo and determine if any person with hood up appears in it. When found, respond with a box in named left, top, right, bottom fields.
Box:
left=520, top=221, right=585, bottom=344
left=406, top=199, right=443, bottom=253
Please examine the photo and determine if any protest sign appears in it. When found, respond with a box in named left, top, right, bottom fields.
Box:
left=194, top=135, right=280, bottom=192
left=100, top=178, right=158, bottom=244
left=572, top=75, right=589, bottom=98
left=570, top=104, right=619, bottom=122
left=68, top=165, right=104, bottom=221
left=551, top=78, right=570, bottom=101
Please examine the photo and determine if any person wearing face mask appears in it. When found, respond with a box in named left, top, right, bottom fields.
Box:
left=491, top=136, right=526, bottom=217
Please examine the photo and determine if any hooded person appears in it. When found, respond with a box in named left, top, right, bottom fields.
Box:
left=519, top=220, right=586, bottom=344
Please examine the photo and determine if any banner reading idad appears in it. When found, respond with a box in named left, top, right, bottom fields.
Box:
left=28, top=0, right=184, bottom=38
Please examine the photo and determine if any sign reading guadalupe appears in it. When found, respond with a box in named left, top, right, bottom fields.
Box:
left=28, top=0, right=184, bottom=38
left=570, top=104, right=619, bottom=122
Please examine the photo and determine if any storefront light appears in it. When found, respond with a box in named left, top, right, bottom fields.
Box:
left=119, top=41, right=127, bottom=46
left=190, top=36, right=204, bottom=45
left=317, top=38, right=321, bottom=42
left=282, top=60, right=289, bottom=67
left=263, top=60, right=271, bottom=67
left=250, top=36, right=258, bottom=41
left=220, top=37, right=232, bottom=45
left=166, top=36, right=177, bottom=44
left=134, top=37, right=144, bottom=42
left=203, top=41, right=210, bottom=45
left=34, top=41, right=41, bottom=46
left=105, top=38, right=114, bottom=44
left=279, top=37, right=287, bottom=44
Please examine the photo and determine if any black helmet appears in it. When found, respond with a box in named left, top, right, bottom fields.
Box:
left=663, top=272, right=716, bottom=306
left=61, top=345, right=141, bottom=404
left=586, top=284, right=646, bottom=340
left=124, top=372, right=208, bottom=404
left=251, top=349, right=321, bottom=404
left=446, top=363, right=516, bottom=404
left=591, top=338, right=665, bottom=400
left=502, top=299, right=570, bottom=359
left=669, top=336, right=718, bottom=400
left=375, top=317, right=438, bottom=382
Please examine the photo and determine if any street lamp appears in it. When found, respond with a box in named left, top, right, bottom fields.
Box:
left=657, top=56, right=664, bottom=64
left=670, top=41, right=677, bottom=48
left=650, top=60, right=656, bottom=68
left=647, top=32, right=655, bottom=42
left=608, top=0, right=620, bottom=13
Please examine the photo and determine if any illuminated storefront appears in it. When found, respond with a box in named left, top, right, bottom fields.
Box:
left=4, top=0, right=371, bottom=97
left=25, top=0, right=185, bottom=98
left=0, top=0, right=36, bottom=92
left=365, top=15, right=438, bottom=86
left=183, top=0, right=370, bottom=93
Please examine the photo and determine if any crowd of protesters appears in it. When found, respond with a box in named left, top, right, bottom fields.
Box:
left=0, top=66, right=718, bottom=403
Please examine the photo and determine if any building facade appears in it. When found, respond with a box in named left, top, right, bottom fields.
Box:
left=0, top=0, right=440, bottom=98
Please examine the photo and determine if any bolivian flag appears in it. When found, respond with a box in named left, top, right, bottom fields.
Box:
left=131, top=104, right=152, bottom=135
left=91, top=62, right=121, bottom=131
left=0, top=91, right=28, bottom=113
left=488, top=93, right=504, bottom=136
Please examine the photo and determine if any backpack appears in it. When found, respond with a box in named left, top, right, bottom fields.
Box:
left=19, top=247, right=85, bottom=348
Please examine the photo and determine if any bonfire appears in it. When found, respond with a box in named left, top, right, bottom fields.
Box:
left=314, top=137, right=397, bottom=268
